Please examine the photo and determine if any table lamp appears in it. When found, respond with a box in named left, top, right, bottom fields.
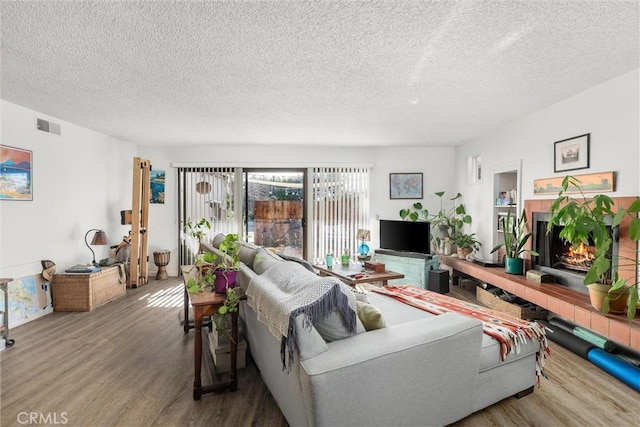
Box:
left=85, top=229, right=110, bottom=265
left=357, top=229, right=371, bottom=258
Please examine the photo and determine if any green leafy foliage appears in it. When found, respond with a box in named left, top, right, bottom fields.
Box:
left=213, top=287, right=241, bottom=342
left=216, top=233, right=242, bottom=271
left=490, top=207, right=538, bottom=258
left=184, top=217, right=211, bottom=252
left=185, top=265, right=216, bottom=293
left=548, top=175, right=639, bottom=321
left=450, top=231, right=481, bottom=251
left=399, top=191, right=475, bottom=252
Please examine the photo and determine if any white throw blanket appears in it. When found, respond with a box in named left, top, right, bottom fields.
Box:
left=246, top=261, right=357, bottom=370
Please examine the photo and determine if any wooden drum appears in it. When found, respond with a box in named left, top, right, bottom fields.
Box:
left=153, top=250, right=170, bottom=280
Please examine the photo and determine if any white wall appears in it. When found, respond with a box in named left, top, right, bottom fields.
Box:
left=455, top=69, right=640, bottom=258
left=138, top=144, right=456, bottom=275
left=0, top=101, right=137, bottom=280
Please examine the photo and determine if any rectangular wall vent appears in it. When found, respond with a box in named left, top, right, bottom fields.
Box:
left=36, top=117, right=61, bottom=135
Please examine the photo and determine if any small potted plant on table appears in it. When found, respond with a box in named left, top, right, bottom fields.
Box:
left=450, top=232, right=481, bottom=260
left=490, top=207, right=538, bottom=275
left=212, top=233, right=242, bottom=294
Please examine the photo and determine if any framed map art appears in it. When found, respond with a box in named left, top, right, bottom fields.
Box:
left=390, top=172, right=423, bottom=199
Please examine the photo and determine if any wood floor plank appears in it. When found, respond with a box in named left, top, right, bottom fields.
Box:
left=1, top=277, right=637, bottom=427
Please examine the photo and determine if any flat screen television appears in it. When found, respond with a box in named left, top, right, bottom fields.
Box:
left=379, top=219, right=431, bottom=254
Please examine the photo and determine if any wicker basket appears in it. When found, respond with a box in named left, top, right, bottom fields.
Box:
left=52, top=266, right=126, bottom=311
left=476, top=285, right=548, bottom=320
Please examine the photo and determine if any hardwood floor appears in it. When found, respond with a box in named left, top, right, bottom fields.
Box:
left=1, top=277, right=637, bottom=427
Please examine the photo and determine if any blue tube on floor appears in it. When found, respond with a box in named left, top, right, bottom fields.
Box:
left=587, top=348, right=640, bottom=392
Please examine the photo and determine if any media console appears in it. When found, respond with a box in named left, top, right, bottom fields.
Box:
left=439, top=256, right=639, bottom=351
left=373, top=249, right=438, bottom=289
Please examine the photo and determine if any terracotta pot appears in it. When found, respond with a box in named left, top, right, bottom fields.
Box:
left=586, top=283, right=630, bottom=314
left=214, top=269, right=238, bottom=294
left=457, top=247, right=472, bottom=259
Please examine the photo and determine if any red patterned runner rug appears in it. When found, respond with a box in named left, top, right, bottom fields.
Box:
left=373, top=285, right=549, bottom=379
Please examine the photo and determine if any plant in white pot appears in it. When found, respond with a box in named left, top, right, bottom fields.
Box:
left=548, top=176, right=639, bottom=321
left=490, top=207, right=538, bottom=275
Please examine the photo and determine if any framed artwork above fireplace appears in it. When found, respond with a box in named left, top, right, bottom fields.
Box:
left=553, top=133, right=590, bottom=172
left=533, top=171, right=614, bottom=195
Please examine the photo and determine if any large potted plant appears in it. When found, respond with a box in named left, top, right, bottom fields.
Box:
left=548, top=176, right=639, bottom=321
left=400, top=191, right=471, bottom=254
left=490, top=207, right=539, bottom=274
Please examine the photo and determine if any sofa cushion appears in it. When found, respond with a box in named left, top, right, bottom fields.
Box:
left=356, top=301, right=386, bottom=331
left=277, top=252, right=315, bottom=272
left=238, top=242, right=259, bottom=269
left=212, top=233, right=226, bottom=248
left=294, top=314, right=329, bottom=360
left=253, top=247, right=284, bottom=274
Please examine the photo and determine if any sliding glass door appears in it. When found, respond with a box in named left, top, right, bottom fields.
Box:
left=177, top=165, right=369, bottom=265
left=244, top=169, right=306, bottom=258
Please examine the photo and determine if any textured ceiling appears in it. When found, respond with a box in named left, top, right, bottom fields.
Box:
left=1, top=1, right=638, bottom=147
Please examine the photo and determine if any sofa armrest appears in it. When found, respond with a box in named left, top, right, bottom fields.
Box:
left=299, top=313, right=483, bottom=427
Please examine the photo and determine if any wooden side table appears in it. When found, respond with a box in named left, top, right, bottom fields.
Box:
left=189, top=289, right=240, bottom=400
left=313, top=263, right=405, bottom=286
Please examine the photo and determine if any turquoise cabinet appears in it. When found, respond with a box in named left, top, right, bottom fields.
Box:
left=373, top=250, right=439, bottom=288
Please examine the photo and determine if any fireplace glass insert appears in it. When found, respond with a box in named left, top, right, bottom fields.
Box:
left=531, top=212, right=617, bottom=294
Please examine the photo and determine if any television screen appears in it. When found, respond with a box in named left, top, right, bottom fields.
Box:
left=379, top=220, right=431, bottom=254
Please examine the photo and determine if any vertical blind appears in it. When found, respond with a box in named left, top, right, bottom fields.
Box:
left=178, top=167, right=236, bottom=265
left=311, top=167, right=370, bottom=263
left=177, top=165, right=370, bottom=266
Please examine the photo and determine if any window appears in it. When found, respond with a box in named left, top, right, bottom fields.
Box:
left=311, top=167, right=370, bottom=263
left=178, top=167, right=237, bottom=265
left=468, top=154, right=482, bottom=184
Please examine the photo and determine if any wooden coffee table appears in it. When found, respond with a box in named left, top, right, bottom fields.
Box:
left=313, top=263, right=404, bottom=286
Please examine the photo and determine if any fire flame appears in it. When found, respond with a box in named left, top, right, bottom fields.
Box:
left=566, top=242, right=595, bottom=263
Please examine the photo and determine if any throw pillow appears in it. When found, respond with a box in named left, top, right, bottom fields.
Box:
left=350, top=286, right=369, bottom=303
left=356, top=301, right=386, bottom=331
left=315, top=309, right=364, bottom=341
left=238, top=242, right=259, bottom=269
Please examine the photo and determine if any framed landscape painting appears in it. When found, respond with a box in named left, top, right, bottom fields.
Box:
left=390, top=173, right=423, bottom=199
left=0, top=145, right=33, bottom=201
left=554, top=133, right=590, bottom=172
left=533, top=171, right=614, bottom=195
left=150, top=170, right=165, bottom=204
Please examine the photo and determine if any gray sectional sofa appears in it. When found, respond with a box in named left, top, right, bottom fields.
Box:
left=204, top=237, right=543, bottom=426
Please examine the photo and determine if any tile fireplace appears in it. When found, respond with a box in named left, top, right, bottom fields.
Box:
left=524, top=197, right=638, bottom=292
